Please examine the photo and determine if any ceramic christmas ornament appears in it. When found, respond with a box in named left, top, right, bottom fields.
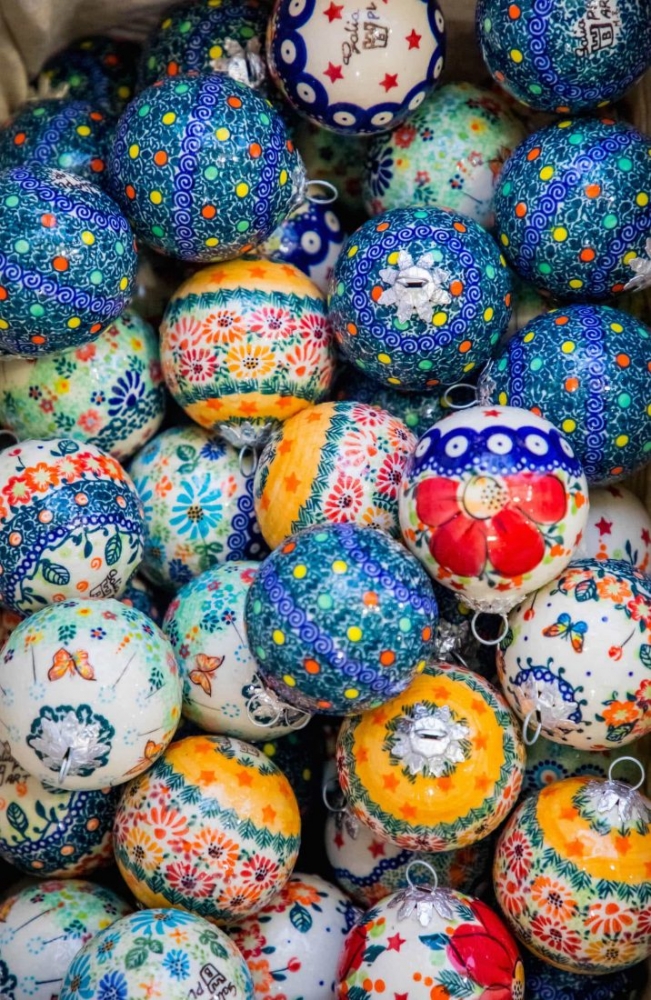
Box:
left=399, top=404, right=589, bottom=619
left=260, top=726, right=322, bottom=820
left=0, top=597, right=182, bottom=790
left=477, top=0, right=651, bottom=113
left=59, top=909, right=254, bottom=1000
left=493, top=118, right=651, bottom=301
left=521, top=734, right=645, bottom=799
left=0, top=438, right=145, bottom=615
left=325, top=805, right=493, bottom=908
left=245, top=522, right=437, bottom=715
left=484, top=305, right=651, bottom=485
left=498, top=558, right=651, bottom=750
left=583, top=484, right=651, bottom=573
left=364, top=82, right=527, bottom=226
left=335, top=366, right=446, bottom=439
left=254, top=400, right=416, bottom=549
left=294, top=120, right=368, bottom=217
left=160, top=257, right=335, bottom=446
left=494, top=769, right=651, bottom=974
left=267, top=0, right=446, bottom=135
left=337, top=873, right=525, bottom=1000
left=0, top=309, right=166, bottom=461
left=0, top=878, right=131, bottom=1000
left=42, top=36, right=140, bottom=117
left=163, top=561, right=307, bottom=739
left=0, top=164, right=137, bottom=357
left=113, top=734, right=301, bottom=924
left=228, top=873, right=359, bottom=999
left=336, top=663, right=525, bottom=851
left=0, top=739, right=119, bottom=877
left=259, top=198, right=346, bottom=293
left=130, top=425, right=266, bottom=591
left=109, top=74, right=306, bottom=262
left=119, top=575, right=162, bottom=624
left=329, top=206, right=512, bottom=391
left=0, top=99, right=111, bottom=186
left=139, top=0, right=269, bottom=90
left=522, top=951, right=646, bottom=1000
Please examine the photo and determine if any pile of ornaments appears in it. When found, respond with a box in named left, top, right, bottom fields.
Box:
left=0, top=1, right=650, bottom=999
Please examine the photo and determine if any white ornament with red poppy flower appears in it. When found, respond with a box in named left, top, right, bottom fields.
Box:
left=336, top=882, right=525, bottom=1000
left=228, top=872, right=360, bottom=999
left=581, top=485, right=651, bottom=573
left=399, top=404, right=589, bottom=615
left=498, top=558, right=651, bottom=751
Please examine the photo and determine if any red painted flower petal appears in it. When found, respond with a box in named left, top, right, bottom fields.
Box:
left=430, top=512, right=487, bottom=577
left=471, top=899, right=520, bottom=966
left=487, top=507, right=545, bottom=577
left=504, top=472, right=567, bottom=525
left=415, top=476, right=460, bottom=527
left=447, top=926, right=514, bottom=989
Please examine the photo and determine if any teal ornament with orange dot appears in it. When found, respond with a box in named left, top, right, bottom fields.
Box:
left=42, top=36, right=140, bottom=117
left=493, top=117, right=651, bottom=301
left=484, top=304, right=651, bottom=485
left=0, top=164, right=137, bottom=357
left=0, top=99, right=111, bottom=186
left=328, top=206, right=512, bottom=391
left=244, top=522, right=437, bottom=715
left=108, top=73, right=306, bottom=262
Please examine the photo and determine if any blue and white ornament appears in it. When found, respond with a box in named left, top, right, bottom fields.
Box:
left=260, top=198, right=345, bottom=293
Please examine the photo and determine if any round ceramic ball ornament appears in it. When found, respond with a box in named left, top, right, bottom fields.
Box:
left=266, top=0, right=446, bottom=135
left=399, top=404, right=589, bottom=616
left=521, top=733, right=644, bottom=799
left=42, top=36, right=140, bottom=117
left=364, top=82, right=527, bottom=226
left=336, top=664, right=525, bottom=851
left=119, top=574, right=162, bottom=623
left=584, top=484, right=651, bottom=572
left=139, top=0, right=269, bottom=89
left=259, top=198, right=346, bottom=292
left=163, top=561, right=307, bottom=738
left=0, top=598, right=181, bottom=790
left=130, top=426, right=265, bottom=590
left=0, top=879, right=132, bottom=1000
left=498, top=558, right=651, bottom=750
left=160, top=257, right=335, bottom=446
left=485, top=305, right=651, bottom=485
left=228, top=873, right=359, bottom=999
left=0, top=308, right=166, bottom=461
left=325, top=806, right=493, bottom=908
left=477, top=0, right=651, bottom=113
left=337, top=875, right=524, bottom=1000
left=109, top=74, right=306, bottom=262
left=113, top=734, right=301, bottom=924
left=0, top=741, right=119, bottom=876
left=328, top=206, right=512, bottom=391
left=494, top=769, right=651, bottom=974
left=0, top=99, right=110, bottom=185
left=335, top=366, right=446, bottom=439
left=0, top=164, right=137, bottom=357
left=0, top=438, right=145, bottom=614
left=493, top=118, right=651, bottom=301
left=60, top=909, right=254, bottom=1000
left=294, top=120, right=368, bottom=216
left=254, top=400, right=416, bottom=549
left=245, top=522, right=436, bottom=715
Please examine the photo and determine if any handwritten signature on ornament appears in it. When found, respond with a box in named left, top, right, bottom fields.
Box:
left=342, top=3, right=389, bottom=65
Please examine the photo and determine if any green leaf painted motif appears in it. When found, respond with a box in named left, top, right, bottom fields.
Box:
left=362, top=944, right=386, bottom=963
left=7, top=802, right=28, bottom=836
left=125, top=947, right=148, bottom=970
left=419, top=933, right=448, bottom=951
left=105, top=533, right=123, bottom=566
left=41, top=560, right=71, bottom=587
left=640, top=644, right=651, bottom=669
left=289, top=903, right=312, bottom=933
left=575, top=578, right=597, bottom=602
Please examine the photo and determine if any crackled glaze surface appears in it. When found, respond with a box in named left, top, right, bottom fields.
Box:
left=42, top=36, right=140, bottom=117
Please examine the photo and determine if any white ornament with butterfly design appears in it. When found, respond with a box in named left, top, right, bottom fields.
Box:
left=497, top=558, right=651, bottom=751
left=163, top=561, right=311, bottom=740
left=0, top=598, right=182, bottom=790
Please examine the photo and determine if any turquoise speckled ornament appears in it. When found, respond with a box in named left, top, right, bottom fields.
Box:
left=0, top=879, right=131, bottom=1000
left=244, top=522, right=437, bottom=715
left=0, top=164, right=137, bottom=357
left=130, top=425, right=266, bottom=591
left=335, top=365, right=446, bottom=438
left=0, top=740, right=119, bottom=877
left=139, top=0, right=269, bottom=89
left=328, top=206, right=512, bottom=390
left=60, top=909, right=254, bottom=1000
left=364, top=82, right=527, bottom=227
left=109, top=74, right=306, bottom=262
left=294, top=119, right=368, bottom=218
left=0, top=99, right=110, bottom=186
left=42, top=36, right=140, bottom=117
left=483, top=304, right=651, bottom=485
left=477, top=0, right=651, bottom=114
left=493, top=117, right=651, bottom=301
left=0, top=308, right=165, bottom=461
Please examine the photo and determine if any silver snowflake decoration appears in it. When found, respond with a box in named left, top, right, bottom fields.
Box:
left=624, top=238, right=651, bottom=292
left=378, top=251, right=452, bottom=323
left=392, top=703, right=470, bottom=777
left=246, top=676, right=311, bottom=731
left=521, top=675, right=580, bottom=730
left=584, top=779, right=650, bottom=828
left=388, top=884, right=457, bottom=926
left=210, top=37, right=266, bottom=89
left=28, top=709, right=112, bottom=779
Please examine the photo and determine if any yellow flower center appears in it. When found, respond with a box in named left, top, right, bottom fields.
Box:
left=462, top=475, right=509, bottom=520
